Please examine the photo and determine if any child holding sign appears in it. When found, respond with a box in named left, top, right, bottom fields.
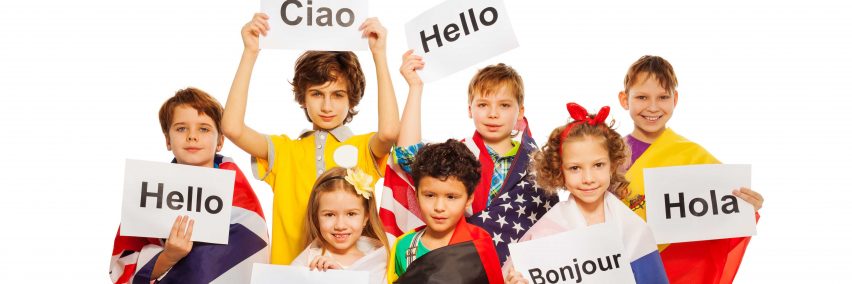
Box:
left=290, top=167, right=389, bottom=284
left=110, top=88, right=269, bottom=283
left=388, top=140, right=504, bottom=284
left=504, top=103, right=668, bottom=284
left=222, top=13, right=399, bottom=265
left=381, top=55, right=558, bottom=265
left=617, top=55, right=763, bottom=284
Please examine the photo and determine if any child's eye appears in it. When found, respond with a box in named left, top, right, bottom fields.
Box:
left=568, top=166, right=580, bottom=171
left=324, top=213, right=334, bottom=217
left=595, top=162, right=605, bottom=168
left=334, top=93, right=346, bottom=98
left=176, top=127, right=186, bottom=132
left=660, top=95, right=671, bottom=100
left=477, top=103, right=487, bottom=108
left=311, top=92, right=322, bottom=97
left=200, top=127, right=209, bottom=133
left=347, top=212, right=357, bottom=217
left=501, top=103, right=511, bottom=108
left=636, top=96, right=647, bottom=100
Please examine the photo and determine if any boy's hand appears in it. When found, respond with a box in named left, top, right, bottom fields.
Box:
left=400, top=50, right=424, bottom=87
left=242, top=13, right=270, bottom=53
left=732, top=187, right=764, bottom=211
left=162, top=215, right=194, bottom=263
left=359, top=17, right=386, bottom=55
left=505, top=266, right=529, bottom=284
left=308, top=255, right=342, bottom=271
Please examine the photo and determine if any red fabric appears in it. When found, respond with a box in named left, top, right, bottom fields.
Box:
left=661, top=212, right=760, bottom=284
left=448, top=218, right=504, bottom=284
left=470, top=132, right=494, bottom=213
left=220, top=161, right=264, bottom=219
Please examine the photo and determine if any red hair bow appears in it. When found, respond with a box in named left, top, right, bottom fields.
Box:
left=558, top=103, right=611, bottom=155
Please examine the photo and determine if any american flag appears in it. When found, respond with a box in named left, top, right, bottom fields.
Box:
left=380, top=120, right=559, bottom=264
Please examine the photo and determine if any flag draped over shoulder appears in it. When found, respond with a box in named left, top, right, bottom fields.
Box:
left=389, top=218, right=504, bottom=284
left=622, top=128, right=757, bottom=284
left=379, top=120, right=559, bottom=264
left=517, top=192, right=669, bottom=284
left=110, top=156, right=270, bottom=284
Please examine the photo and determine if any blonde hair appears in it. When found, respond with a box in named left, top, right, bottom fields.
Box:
left=467, top=63, right=524, bottom=105
left=303, top=167, right=389, bottom=257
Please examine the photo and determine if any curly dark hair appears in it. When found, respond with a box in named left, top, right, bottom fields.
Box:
left=531, top=116, right=630, bottom=198
left=410, top=139, right=481, bottom=196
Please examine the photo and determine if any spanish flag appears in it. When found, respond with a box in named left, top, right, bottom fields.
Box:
left=622, top=128, right=758, bottom=284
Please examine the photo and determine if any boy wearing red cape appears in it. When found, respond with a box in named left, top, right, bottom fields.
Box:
left=388, top=140, right=503, bottom=284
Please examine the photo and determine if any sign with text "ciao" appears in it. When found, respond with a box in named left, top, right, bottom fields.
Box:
left=405, top=0, right=519, bottom=82
left=644, top=164, right=756, bottom=244
left=120, top=159, right=235, bottom=244
left=261, top=0, right=368, bottom=51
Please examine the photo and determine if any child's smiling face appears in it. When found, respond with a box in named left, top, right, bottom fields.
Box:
left=166, top=104, right=223, bottom=168
left=468, top=85, right=524, bottom=145
left=317, top=189, right=368, bottom=255
left=303, top=77, right=351, bottom=130
left=417, top=176, right=474, bottom=237
left=619, top=72, right=678, bottom=142
left=561, top=136, right=612, bottom=206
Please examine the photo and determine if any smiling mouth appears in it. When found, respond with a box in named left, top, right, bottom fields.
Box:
left=331, top=233, right=350, bottom=242
left=184, top=147, right=202, bottom=152
left=641, top=115, right=662, bottom=122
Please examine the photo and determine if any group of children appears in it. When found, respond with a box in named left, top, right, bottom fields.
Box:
left=110, top=13, right=764, bottom=284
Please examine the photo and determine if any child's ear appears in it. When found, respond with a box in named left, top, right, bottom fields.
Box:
left=165, top=136, right=171, bottom=151
left=518, top=105, right=525, bottom=120
left=618, top=91, right=629, bottom=110
left=673, top=90, right=679, bottom=107
left=216, top=134, right=224, bottom=152
left=468, top=105, right=473, bottom=119
left=465, top=194, right=475, bottom=209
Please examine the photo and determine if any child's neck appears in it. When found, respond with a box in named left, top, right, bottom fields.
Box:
left=484, top=137, right=514, bottom=156
left=421, top=227, right=454, bottom=251
left=324, top=242, right=365, bottom=267
left=575, top=197, right=606, bottom=225
left=631, top=128, right=664, bottom=144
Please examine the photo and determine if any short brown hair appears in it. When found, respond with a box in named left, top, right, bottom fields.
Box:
left=291, top=51, right=366, bottom=124
left=158, top=87, right=224, bottom=139
left=623, top=55, right=678, bottom=94
left=531, top=116, right=629, bottom=198
left=468, top=63, right=524, bottom=105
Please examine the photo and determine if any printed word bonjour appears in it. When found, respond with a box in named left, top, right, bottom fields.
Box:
left=528, top=254, right=623, bottom=284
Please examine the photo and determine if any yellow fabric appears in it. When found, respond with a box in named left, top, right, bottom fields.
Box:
left=621, top=128, right=720, bottom=252
left=254, top=132, right=388, bottom=265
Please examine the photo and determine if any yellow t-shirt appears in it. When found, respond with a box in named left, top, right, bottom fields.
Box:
left=253, top=127, right=387, bottom=264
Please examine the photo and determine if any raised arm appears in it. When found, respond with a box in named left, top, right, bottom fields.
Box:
left=360, top=17, right=400, bottom=159
left=396, top=50, right=425, bottom=148
left=222, top=13, right=271, bottom=159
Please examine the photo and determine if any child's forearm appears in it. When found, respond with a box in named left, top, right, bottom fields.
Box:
left=373, top=52, right=400, bottom=148
left=222, top=51, right=269, bottom=158
left=396, top=85, right=423, bottom=148
left=150, top=254, right=178, bottom=280
left=223, top=50, right=257, bottom=138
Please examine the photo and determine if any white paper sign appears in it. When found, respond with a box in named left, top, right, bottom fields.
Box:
left=260, top=0, right=368, bottom=51
left=120, top=159, right=235, bottom=244
left=508, top=224, right=636, bottom=284
left=644, top=164, right=756, bottom=244
left=250, top=264, right=369, bottom=284
left=405, top=0, right=519, bottom=82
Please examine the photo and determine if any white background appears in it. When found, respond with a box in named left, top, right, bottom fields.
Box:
left=1, top=0, right=849, bottom=282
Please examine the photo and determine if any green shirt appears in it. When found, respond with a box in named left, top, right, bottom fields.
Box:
left=393, top=230, right=431, bottom=276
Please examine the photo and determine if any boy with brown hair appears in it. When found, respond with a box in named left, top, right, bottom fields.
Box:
left=222, top=13, right=400, bottom=265
left=380, top=52, right=558, bottom=265
left=110, top=87, right=269, bottom=283
left=618, top=55, right=764, bottom=284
